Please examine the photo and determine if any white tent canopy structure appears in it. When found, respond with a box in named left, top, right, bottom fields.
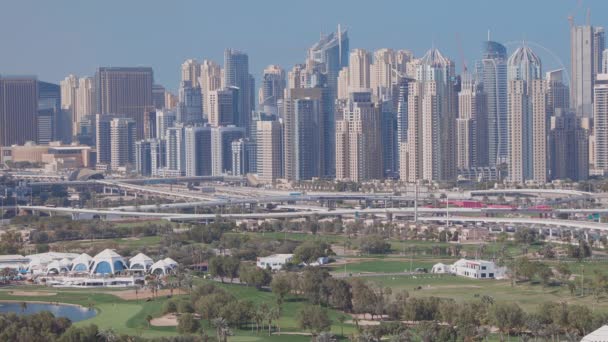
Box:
left=150, top=259, right=176, bottom=275
left=129, top=253, right=154, bottom=272
left=46, top=259, right=71, bottom=274
left=90, top=249, right=128, bottom=275
left=71, top=253, right=93, bottom=273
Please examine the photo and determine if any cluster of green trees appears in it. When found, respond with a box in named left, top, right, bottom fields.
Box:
left=0, top=311, right=219, bottom=341
left=186, top=283, right=281, bottom=338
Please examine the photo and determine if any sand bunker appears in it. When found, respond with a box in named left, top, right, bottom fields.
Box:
left=150, top=313, right=178, bottom=327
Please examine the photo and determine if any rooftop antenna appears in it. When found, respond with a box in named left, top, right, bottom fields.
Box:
left=587, top=8, right=591, bottom=26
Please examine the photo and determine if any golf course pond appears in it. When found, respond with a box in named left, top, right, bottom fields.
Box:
left=0, top=301, right=97, bottom=322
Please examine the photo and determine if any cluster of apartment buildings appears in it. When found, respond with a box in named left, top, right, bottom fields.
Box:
left=2, top=24, right=608, bottom=184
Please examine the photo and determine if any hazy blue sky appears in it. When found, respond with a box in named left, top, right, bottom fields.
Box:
left=1, top=0, right=606, bottom=91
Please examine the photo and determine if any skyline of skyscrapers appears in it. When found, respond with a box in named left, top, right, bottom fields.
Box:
left=1, top=23, right=605, bottom=184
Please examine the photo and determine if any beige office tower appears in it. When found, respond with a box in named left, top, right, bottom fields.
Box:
left=181, top=59, right=201, bottom=86
left=287, top=64, right=303, bottom=89
left=335, top=91, right=382, bottom=182
left=337, top=67, right=350, bottom=100
left=594, top=74, right=608, bottom=171
left=110, top=117, right=136, bottom=170
left=406, top=58, right=420, bottom=79
left=400, top=82, right=423, bottom=182
left=508, top=78, right=548, bottom=183
left=75, top=77, right=95, bottom=132
left=348, top=49, right=371, bottom=91
left=402, top=48, right=456, bottom=182
left=256, top=120, right=283, bottom=182
left=165, top=91, right=178, bottom=110
left=507, top=45, right=547, bottom=183
left=200, top=60, right=222, bottom=116
left=370, top=49, right=412, bottom=101
left=61, top=75, right=79, bottom=135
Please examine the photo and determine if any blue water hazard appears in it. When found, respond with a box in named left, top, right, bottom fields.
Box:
left=0, top=302, right=97, bottom=322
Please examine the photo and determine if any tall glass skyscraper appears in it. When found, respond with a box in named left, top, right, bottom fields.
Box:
left=307, top=26, right=349, bottom=178
left=476, top=40, right=508, bottom=166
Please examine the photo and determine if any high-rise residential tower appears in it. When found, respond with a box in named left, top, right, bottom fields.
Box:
left=476, top=40, right=508, bottom=166
left=223, top=49, right=252, bottom=133
left=95, top=67, right=153, bottom=139
left=282, top=88, right=324, bottom=181
left=335, top=91, right=382, bottom=182
left=177, top=81, right=203, bottom=124
left=109, top=117, right=137, bottom=171
left=256, top=120, right=283, bottom=182
left=549, top=110, right=589, bottom=181
left=507, top=44, right=547, bottom=183
left=348, top=49, right=372, bottom=91
left=457, top=73, right=488, bottom=169
left=181, top=59, right=201, bottom=86
left=0, top=76, right=38, bottom=147
left=594, top=73, right=608, bottom=171
left=200, top=60, right=222, bottom=118
left=571, top=24, right=605, bottom=117
left=402, top=48, right=457, bottom=182
left=259, top=65, right=286, bottom=114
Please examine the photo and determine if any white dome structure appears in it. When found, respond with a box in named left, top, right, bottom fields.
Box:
left=129, top=253, right=154, bottom=272
left=90, top=249, right=127, bottom=275
left=163, top=258, right=178, bottom=269
left=46, top=259, right=71, bottom=274
left=150, top=259, right=175, bottom=275
left=71, top=253, right=93, bottom=273
left=26, top=252, right=78, bottom=274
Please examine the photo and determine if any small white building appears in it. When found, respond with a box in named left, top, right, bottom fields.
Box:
left=432, top=259, right=506, bottom=279
left=256, top=254, right=293, bottom=271
left=430, top=263, right=449, bottom=274
left=582, top=325, right=608, bottom=342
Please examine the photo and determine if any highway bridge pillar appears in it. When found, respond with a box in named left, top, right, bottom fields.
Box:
left=328, top=200, right=335, bottom=209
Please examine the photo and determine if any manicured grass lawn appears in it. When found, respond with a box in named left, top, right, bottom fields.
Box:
left=360, top=273, right=608, bottom=313
left=328, top=259, right=446, bottom=273
left=0, top=289, right=180, bottom=337
left=209, top=281, right=356, bottom=336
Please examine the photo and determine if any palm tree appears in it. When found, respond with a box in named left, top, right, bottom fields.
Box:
left=337, top=315, right=347, bottom=337
left=475, top=326, right=490, bottom=342
left=357, top=332, right=377, bottom=342
left=269, top=305, right=280, bottom=335
left=317, top=331, right=336, bottom=342
left=145, top=315, right=153, bottom=328
left=212, top=317, right=229, bottom=342
left=388, top=330, right=413, bottom=342
left=97, top=329, right=118, bottom=342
